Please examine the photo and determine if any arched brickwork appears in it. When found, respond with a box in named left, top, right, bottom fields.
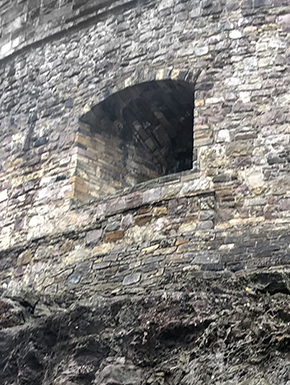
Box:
left=80, top=66, right=201, bottom=112
left=77, top=76, right=200, bottom=198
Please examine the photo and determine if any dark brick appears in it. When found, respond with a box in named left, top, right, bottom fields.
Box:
left=226, top=263, right=245, bottom=272
left=33, top=137, right=48, bottom=147
left=254, top=0, right=265, bottom=7
left=201, top=263, right=224, bottom=271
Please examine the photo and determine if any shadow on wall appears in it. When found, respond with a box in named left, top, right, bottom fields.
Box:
left=77, top=79, right=196, bottom=198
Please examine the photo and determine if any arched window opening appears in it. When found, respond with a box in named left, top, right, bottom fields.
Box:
left=78, top=79, right=196, bottom=199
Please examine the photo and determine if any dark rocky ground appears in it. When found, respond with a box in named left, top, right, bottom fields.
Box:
left=1, top=268, right=290, bottom=385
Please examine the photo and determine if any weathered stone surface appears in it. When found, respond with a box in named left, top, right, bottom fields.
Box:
left=104, top=230, right=125, bottom=243
left=96, top=364, right=142, bottom=385
left=0, top=0, right=289, bottom=246
left=0, top=0, right=290, bottom=383
left=226, top=141, right=254, bottom=157
left=122, top=273, right=141, bottom=286
left=86, top=229, right=103, bottom=245
left=1, top=270, right=290, bottom=384
left=16, top=250, right=32, bottom=266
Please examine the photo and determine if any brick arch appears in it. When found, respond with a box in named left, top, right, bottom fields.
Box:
left=76, top=71, right=204, bottom=200
left=80, top=66, right=203, bottom=117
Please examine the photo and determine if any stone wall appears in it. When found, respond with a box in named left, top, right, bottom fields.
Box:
left=0, top=0, right=290, bottom=300
left=0, top=0, right=133, bottom=60
left=1, top=170, right=290, bottom=304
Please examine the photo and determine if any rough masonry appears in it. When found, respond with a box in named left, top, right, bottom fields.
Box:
left=0, top=0, right=290, bottom=384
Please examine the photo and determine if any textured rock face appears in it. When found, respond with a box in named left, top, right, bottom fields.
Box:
left=1, top=0, right=290, bottom=384
left=1, top=270, right=290, bottom=384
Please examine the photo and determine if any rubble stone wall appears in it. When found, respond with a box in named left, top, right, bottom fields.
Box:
left=1, top=170, right=290, bottom=303
left=0, top=0, right=290, bottom=300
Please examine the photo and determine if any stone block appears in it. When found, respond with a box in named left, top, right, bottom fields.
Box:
left=153, top=206, right=168, bottom=217
left=199, top=210, right=215, bottom=221
left=280, top=198, right=290, bottom=211
left=195, top=99, right=204, bottom=107
left=86, top=229, right=103, bottom=245
left=194, top=128, right=213, bottom=147
left=226, top=263, right=245, bottom=272
left=216, top=129, right=231, bottom=143
left=33, top=137, right=48, bottom=147
left=186, top=251, right=220, bottom=264
left=122, top=272, right=141, bottom=286
left=134, top=215, right=152, bottom=226
left=226, top=141, right=253, bottom=157
left=125, top=192, right=143, bottom=209
left=106, top=197, right=126, bottom=215
left=175, top=239, right=189, bottom=246
left=229, top=30, right=242, bottom=39
left=65, top=272, right=82, bottom=285
left=104, top=230, right=125, bottom=243
left=196, top=220, right=214, bottom=230
left=141, top=262, right=158, bottom=273
left=168, top=198, right=187, bottom=217
left=142, top=188, right=161, bottom=204
left=0, top=190, right=8, bottom=203
left=254, top=0, right=265, bottom=7
left=93, top=261, right=111, bottom=270
left=178, top=222, right=197, bottom=234
left=141, top=244, right=159, bottom=254
left=180, top=178, right=212, bottom=195
left=161, top=183, right=182, bottom=199
left=93, top=243, right=112, bottom=256
left=121, top=214, right=133, bottom=229
left=216, top=208, right=235, bottom=223
left=17, top=250, right=32, bottom=266
left=72, top=189, right=89, bottom=201
left=279, top=14, right=290, bottom=31
left=60, top=240, right=74, bottom=254
left=201, top=263, right=224, bottom=271
left=105, top=221, right=120, bottom=232
left=195, top=45, right=209, bottom=56
left=74, top=132, right=95, bottom=149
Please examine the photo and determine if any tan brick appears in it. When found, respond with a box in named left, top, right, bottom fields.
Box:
left=141, top=244, right=159, bottom=253
left=195, top=99, right=205, bottom=107
left=183, top=215, right=198, bottom=223
left=136, top=207, right=152, bottom=215
left=175, top=239, right=189, bottom=246
left=153, top=206, right=168, bottom=217
left=104, top=230, right=125, bottom=242
left=135, top=215, right=152, bottom=226
left=17, top=250, right=32, bottom=266
left=73, top=189, right=89, bottom=201
left=93, top=243, right=112, bottom=256
left=75, top=132, right=95, bottom=149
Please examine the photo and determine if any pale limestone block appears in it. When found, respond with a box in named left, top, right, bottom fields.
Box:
left=0, top=190, right=8, bottom=202
left=195, top=45, right=208, bottom=56
left=216, top=129, right=230, bottom=143
left=122, top=272, right=141, bottom=285
left=229, top=30, right=242, bottom=39
left=241, top=168, right=265, bottom=190
left=179, top=177, right=212, bottom=195
left=1, top=41, right=12, bottom=56
left=239, top=91, right=251, bottom=103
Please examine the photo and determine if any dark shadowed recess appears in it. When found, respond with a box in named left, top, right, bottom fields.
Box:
left=80, top=80, right=195, bottom=181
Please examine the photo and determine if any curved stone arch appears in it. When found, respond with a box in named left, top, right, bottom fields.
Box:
left=75, top=66, right=206, bottom=199
left=80, top=66, right=203, bottom=117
